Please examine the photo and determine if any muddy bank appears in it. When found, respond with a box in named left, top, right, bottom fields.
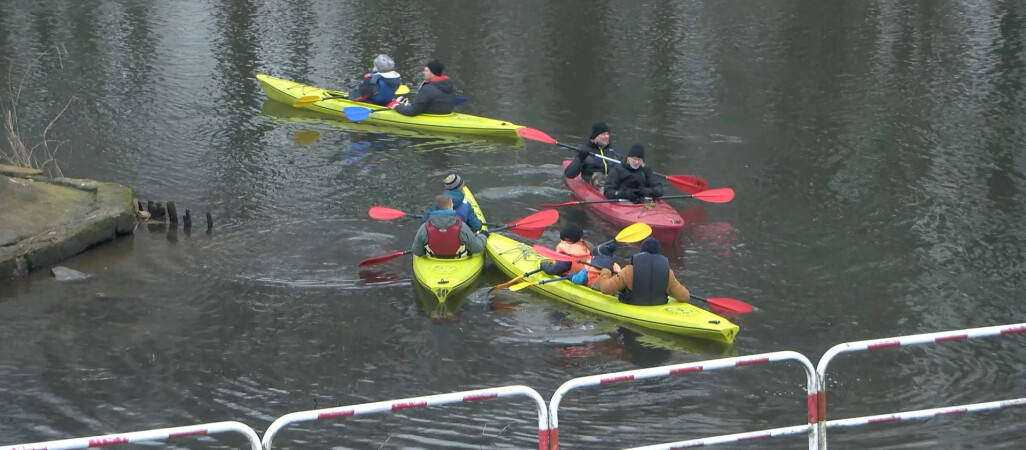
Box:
left=0, top=164, right=134, bottom=279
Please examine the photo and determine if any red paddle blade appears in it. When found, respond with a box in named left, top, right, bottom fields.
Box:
left=368, top=206, right=409, bottom=220
left=666, top=175, right=709, bottom=194
left=511, top=226, right=545, bottom=239
left=512, top=209, right=559, bottom=229
left=532, top=245, right=577, bottom=262
left=704, top=297, right=753, bottom=314
left=358, top=251, right=409, bottom=267
left=693, top=188, right=735, bottom=203
left=516, top=127, right=557, bottom=144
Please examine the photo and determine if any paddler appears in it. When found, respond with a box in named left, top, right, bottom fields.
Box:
left=350, top=54, right=404, bottom=107
left=539, top=224, right=593, bottom=284
left=595, top=237, right=690, bottom=306
left=412, top=195, right=486, bottom=258
left=603, top=143, right=664, bottom=204
left=421, top=173, right=482, bottom=232
left=392, top=60, right=456, bottom=116
left=563, top=122, right=623, bottom=189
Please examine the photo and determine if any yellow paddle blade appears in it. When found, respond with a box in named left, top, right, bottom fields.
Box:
left=615, top=223, right=653, bottom=243
left=291, top=95, right=325, bottom=107
left=489, top=274, right=525, bottom=293
left=396, top=84, right=410, bottom=95
left=509, top=280, right=540, bottom=292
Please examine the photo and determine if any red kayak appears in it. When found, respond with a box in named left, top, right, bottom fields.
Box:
left=561, top=160, right=685, bottom=242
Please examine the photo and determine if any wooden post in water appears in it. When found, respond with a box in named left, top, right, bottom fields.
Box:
left=183, top=209, right=192, bottom=229
left=206, top=211, right=213, bottom=231
left=167, top=201, right=178, bottom=225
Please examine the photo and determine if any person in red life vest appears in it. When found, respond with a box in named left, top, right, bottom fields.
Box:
left=595, top=237, right=690, bottom=306
left=563, top=122, right=623, bottom=190
left=420, top=174, right=482, bottom=232
left=392, top=60, right=456, bottom=116
left=539, top=224, right=593, bottom=283
left=411, top=194, right=486, bottom=258
left=603, top=143, right=664, bottom=204
left=350, top=54, right=403, bottom=106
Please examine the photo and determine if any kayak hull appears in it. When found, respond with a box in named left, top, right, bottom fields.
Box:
left=412, top=186, right=486, bottom=303
left=486, top=233, right=738, bottom=343
left=257, top=74, right=523, bottom=137
left=562, top=160, right=685, bottom=242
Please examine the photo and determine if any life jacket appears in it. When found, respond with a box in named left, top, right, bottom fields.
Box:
left=453, top=199, right=472, bottom=223
left=585, top=257, right=621, bottom=286
left=556, top=241, right=591, bottom=274
left=619, top=252, right=670, bottom=306
left=425, top=217, right=466, bottom=258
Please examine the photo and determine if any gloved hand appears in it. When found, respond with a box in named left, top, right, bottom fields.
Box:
left=570, top=268, right=589, bottom=285
left=577, top=149, right=590, bottom=161
left=639, top=187, right=653, bottom=198
left=591, top=254, right=615, bottom=272
left=617, top=189, right=639, bottom=202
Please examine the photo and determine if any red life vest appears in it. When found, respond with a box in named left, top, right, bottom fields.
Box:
left=556, top=241, right=591, bottom=274
left=425, top=218, right=465, bottom=258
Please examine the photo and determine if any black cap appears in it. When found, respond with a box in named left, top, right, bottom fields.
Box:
left=627, top=143, right=645, bottom=159
left=640, top=237, right=660, bottom=254
left=426, top=60, right=444, bottom=76
left=589, top=122, right=611, bottom=139
left=559, top=224, right=583, bottom=243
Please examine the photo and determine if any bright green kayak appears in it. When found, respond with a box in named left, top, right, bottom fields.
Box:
left=412, top=186, right=487, bottom=303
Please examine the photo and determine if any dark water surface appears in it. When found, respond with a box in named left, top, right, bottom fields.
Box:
left=2, top=1, right=1025, bottom=448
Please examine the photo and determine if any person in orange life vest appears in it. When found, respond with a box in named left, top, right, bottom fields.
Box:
left=583, top=242, right=621, bottom=290
left=596, top=237, right=690, bottom=306
left=421, top=174, right=482, bottom=232
left=393, top=60, right=455, bottom=116
left=411, top=195, right=485, bottom=258
left=350, top=54, right=403, bottom=106
left=564, top=122, right=623, bottom=189
left=539, top=224, right=593, bottom=283
left=603, top=143, right=664, bottom=204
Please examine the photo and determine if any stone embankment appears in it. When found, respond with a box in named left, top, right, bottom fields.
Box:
left=0, top=164, right=135, bottom=279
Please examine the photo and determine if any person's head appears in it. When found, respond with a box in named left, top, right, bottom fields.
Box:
left=373, top=54, right=395, bottom=72
left=443, top=173, right=464, bottom=191
left=424, top=60, right=444, bottom=81
left=589, top=122, right=611, bottom=147
left=626, top=143, right=645, bottom=169
left=435, top=194, right=454, bottom=210
left=592, top=242, right=616, bottom=256
left=640, top=237, right=660, bottom=255
left=559, top=224, right=584, bottom=243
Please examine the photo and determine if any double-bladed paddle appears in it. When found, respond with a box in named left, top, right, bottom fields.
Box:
left=343, top=97, right=468, bottom=122
left=292, top=85, right=412, bottom=108
left=516, top=127, right=709, bottom=194
left=368, top=206, right=552, bottom=239
left=358, top=250, right=412, bottom=267
left=491, top=223, right=652, bottom=293
left=509, top=273, right=575, bottom=292
left=539, top=188, right=735, bottom=208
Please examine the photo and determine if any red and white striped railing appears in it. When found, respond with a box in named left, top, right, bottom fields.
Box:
left=260, top=385, right=549, bottom=449
left=0, top=421, right=261, bottom=450
left=547, top=351, right=818, bottom=450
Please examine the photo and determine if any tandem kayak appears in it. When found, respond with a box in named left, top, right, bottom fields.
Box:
left=412, top=186, right=487, bottom=303
left=256, top=74, right=524, bottom=138
left=562, top=160, right=685, bottom=243
left=485, top=232, right=738, bottom=343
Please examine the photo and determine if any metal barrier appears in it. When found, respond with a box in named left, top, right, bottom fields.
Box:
left=547, top=351, right=819, bottom=450
left=260, top=385, right=550, bottom=449
left=0, top=421, right=261, bottom=450
left=815, top=323, right=1026, bottom=449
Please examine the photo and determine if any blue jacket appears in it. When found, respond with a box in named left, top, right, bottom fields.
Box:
left=422, top=189, right=483, bottom=232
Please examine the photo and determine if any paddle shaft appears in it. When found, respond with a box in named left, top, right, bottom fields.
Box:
left=556, top=142, right=674, bottom=179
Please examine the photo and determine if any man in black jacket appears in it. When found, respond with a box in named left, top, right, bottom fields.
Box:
left=563, top=122, right=622, bottom=187
left=394, top=60, right=455, bottom=116
left=603, top=143, right=663, bottom=203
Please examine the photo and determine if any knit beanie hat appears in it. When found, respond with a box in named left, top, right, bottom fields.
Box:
left=640, top=237, right=660, bottom=254
left=559, top=224, right=584, bottom=243
left=373, top=54, right=394, bottom=72
left=589, top=122, right=611, bottom=139
left=443, top=173, right=464, bottom=190
left=627, top=143, right=645, bottom=159
left=427, top=60, right=444, bottom=76
left=598, top=243, right=617, bottom=256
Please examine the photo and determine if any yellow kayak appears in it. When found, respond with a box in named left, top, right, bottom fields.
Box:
left=256, top=74, right=524, bottom=137
left=412, top=186, right=487, bottom=303
left=486, top=233, right=739, bottom=343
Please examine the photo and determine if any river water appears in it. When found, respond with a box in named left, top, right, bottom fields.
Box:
left=1, top=1, right=1024, bottom=448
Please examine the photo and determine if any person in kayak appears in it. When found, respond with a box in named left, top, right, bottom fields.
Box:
left=412, top=194, right=486, bottom=258
left=392, top=60, right=455, bottom=116
left=563, top=122, right=622, bottom=189
left=539, top=224, right=593, bottom=284
left=421, top=173, right=482, bottom=232
left=350, top=54, right=403, bottom=107
left=595, top=237, right=690, bottom=306
left=583, top=243, right=621, bottom=290
left=603, top=143, right=664, bottom=204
